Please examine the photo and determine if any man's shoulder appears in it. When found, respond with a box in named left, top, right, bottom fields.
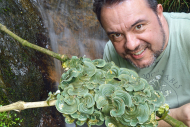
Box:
left=164, top=12, right=190, bottom=39
left=164, top=12, right=190, bottom=21
left=103, top=40, right=118, bottom=60
left=103, top=40, right=129, bottom=68
left=104, top=40, right=114, bottom=49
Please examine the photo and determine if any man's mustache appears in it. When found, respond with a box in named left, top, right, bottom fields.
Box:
left=124, top=43, right=151, bottom=54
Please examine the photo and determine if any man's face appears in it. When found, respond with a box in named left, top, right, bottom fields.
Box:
left=101, top=0, right=166, bottom=69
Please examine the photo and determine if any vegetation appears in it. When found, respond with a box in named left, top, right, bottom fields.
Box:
left=55, top=56, right=165, bottom=127
left=0, top=23, right=187, bottom=127
left=0, top=105, right=23, bottom=127
left=0, top=0, right=189, bottom=127
left=158, top=0, right=189, bottom=12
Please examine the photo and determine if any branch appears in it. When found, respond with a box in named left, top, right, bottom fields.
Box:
left=0, top=100, right=56, bottom=112
left=0, top=100, right=187, bottom=127
left=156, top=105, right=187, bottom=127
left=0, top=23, right=69, bottom=62
left=162, top=114, right=187, bottom=127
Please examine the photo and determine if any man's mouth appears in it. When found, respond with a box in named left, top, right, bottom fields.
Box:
left=130, top=48, right=146, bottom=59
left=133, top=48, right=146, bottom=55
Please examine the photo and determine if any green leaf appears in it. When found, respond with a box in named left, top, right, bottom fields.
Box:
left=55, top=94, right=79, bottom=114
left=96, top=96, right=109, bottom=109
left=112, top=90, right=132, bottom=107
left=61, top=68, right=80, bottom=83
left=90, top=69, right=105, bottom=84
left=106, top=66, right=120, bottom=79
left=110, top=97, right=125, bottom=117
left=79, top=61, right=96, bottom=81
left=78, top=103, right=94, bottom=114
left=92, top=59, right=106, bottom=67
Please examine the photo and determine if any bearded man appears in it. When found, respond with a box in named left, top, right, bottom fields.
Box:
left=92, top=0, right=190, bottom=126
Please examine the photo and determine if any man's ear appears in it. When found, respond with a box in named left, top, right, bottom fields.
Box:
left=157, top=4, right=164, bottom=19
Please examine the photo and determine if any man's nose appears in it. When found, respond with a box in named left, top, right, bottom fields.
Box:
left=124, top=34, right=140, bottom=51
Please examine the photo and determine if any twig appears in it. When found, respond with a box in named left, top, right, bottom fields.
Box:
left=0, top=100, right=56, bottom=112
left=162, top=114, right=187, bottom=127
left=0, top=23, right=69, bottom=62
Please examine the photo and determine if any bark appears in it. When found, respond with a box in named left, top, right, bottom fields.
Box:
left=0, top=100, right=56, bottom=112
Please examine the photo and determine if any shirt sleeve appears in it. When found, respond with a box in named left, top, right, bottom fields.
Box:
left=103, top=40, right=129, bottom=68
left=179, top=13, right=190, bottom=72
left=103, top=40, right=116, bottom=62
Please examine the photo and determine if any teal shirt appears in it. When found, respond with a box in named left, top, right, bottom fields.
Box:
left=103, top=12, right=190, bottom=109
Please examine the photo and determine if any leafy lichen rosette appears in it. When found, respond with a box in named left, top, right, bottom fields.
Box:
left=53, top=56, right=165, bottom=127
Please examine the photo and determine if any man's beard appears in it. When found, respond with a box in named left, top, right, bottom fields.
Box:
left=126, top=16, right=166, bottom=69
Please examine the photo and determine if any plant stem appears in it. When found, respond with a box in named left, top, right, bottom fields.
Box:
left=0, top=23, right=69, bottom=62
left=0, top=100, right=56, bottom=112
left=162, top=114, right=187, bottom=127
left=157, top=112, right=187, bottom=127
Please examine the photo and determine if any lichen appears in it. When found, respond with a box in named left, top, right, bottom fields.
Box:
left=51, top=56, right=165, bottom=127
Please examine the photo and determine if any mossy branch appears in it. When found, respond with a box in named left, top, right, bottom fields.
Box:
left=162, top=114, right=187, bottom=127
left=156, top=108, right=187, bottom=127
left=0, top=100, right=56, bottom=113
left=0, top=23, right=69, bottom=62
left=0, top=101, right=187, bottom=127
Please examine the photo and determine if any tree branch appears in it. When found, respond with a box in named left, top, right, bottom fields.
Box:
left=0, top=100, right=56, bottom=112
left=0, top=23, right=69, bottom=62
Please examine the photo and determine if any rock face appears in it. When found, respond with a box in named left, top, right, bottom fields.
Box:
left=39, top=0, right=108, bottom=59
left=0, top=0, right=108, bottom=127
left=37, top=0, right=108, bottom=83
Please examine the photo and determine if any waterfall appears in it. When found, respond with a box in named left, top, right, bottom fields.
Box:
left=32, top=0, right=108, bottom=126
left=35, top=0, right=62, bottom=90
left=34, top=0, right=108, bottom=89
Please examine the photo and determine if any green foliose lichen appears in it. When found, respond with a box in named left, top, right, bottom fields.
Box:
left=52, top=56, right=165, bottom=127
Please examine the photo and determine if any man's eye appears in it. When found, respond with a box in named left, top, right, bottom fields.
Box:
left=113, top=33, right=121, bottom=38
left=110, top=33, right=123, bottom=42
left=135, top=24, right=142, bottom=30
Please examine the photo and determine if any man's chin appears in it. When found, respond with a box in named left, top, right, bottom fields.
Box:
left=126, top=58, right=156, bottom=69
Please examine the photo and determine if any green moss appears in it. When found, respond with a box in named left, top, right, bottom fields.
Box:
left=0, top=105, right=23, bottom=127
left=0, top=0, right=51, bottom=126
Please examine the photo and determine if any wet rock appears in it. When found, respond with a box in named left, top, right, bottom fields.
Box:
left=0, top=0, right=108, bottom=126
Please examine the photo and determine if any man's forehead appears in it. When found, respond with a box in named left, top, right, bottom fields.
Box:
left=103, top=0, right=128, bottom=8
left=101, top=0, right=151, bottom=32
left=101, top=0, right=149, bottom=19
left=103, top=0, right=149, bottom=9
left=101, top=0, right=152, bottom=19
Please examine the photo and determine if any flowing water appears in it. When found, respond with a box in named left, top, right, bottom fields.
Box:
left=35, top=0, right=108, bottom=85
left=0, top=0, right=108, bottom=126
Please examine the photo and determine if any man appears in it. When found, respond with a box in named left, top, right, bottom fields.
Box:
left=93, top=0, right=190, bottom=126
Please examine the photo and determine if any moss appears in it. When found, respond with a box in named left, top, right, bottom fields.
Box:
left=0, top=0, right=52, bottom=126
left=0, top=107, right=23, bottom=127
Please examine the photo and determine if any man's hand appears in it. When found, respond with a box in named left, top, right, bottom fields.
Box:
left=157, top=103, right=190, bottom=127
left=172, top=103, right=190, bottom=126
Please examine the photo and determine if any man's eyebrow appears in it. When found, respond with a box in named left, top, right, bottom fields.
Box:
left=106, top=19, right=146, bottom=35
left=107, top=32, right=118, bottom=36
left=131, top=19, right=146, bottom=28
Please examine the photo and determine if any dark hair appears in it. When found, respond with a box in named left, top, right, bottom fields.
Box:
left=93, top=0, right=158, bottom=25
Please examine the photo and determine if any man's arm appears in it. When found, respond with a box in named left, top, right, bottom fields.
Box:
left=158, top=103, right=190, bottom=127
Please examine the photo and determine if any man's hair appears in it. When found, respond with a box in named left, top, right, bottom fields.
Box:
left=93, top=0, right=158, bottom=25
